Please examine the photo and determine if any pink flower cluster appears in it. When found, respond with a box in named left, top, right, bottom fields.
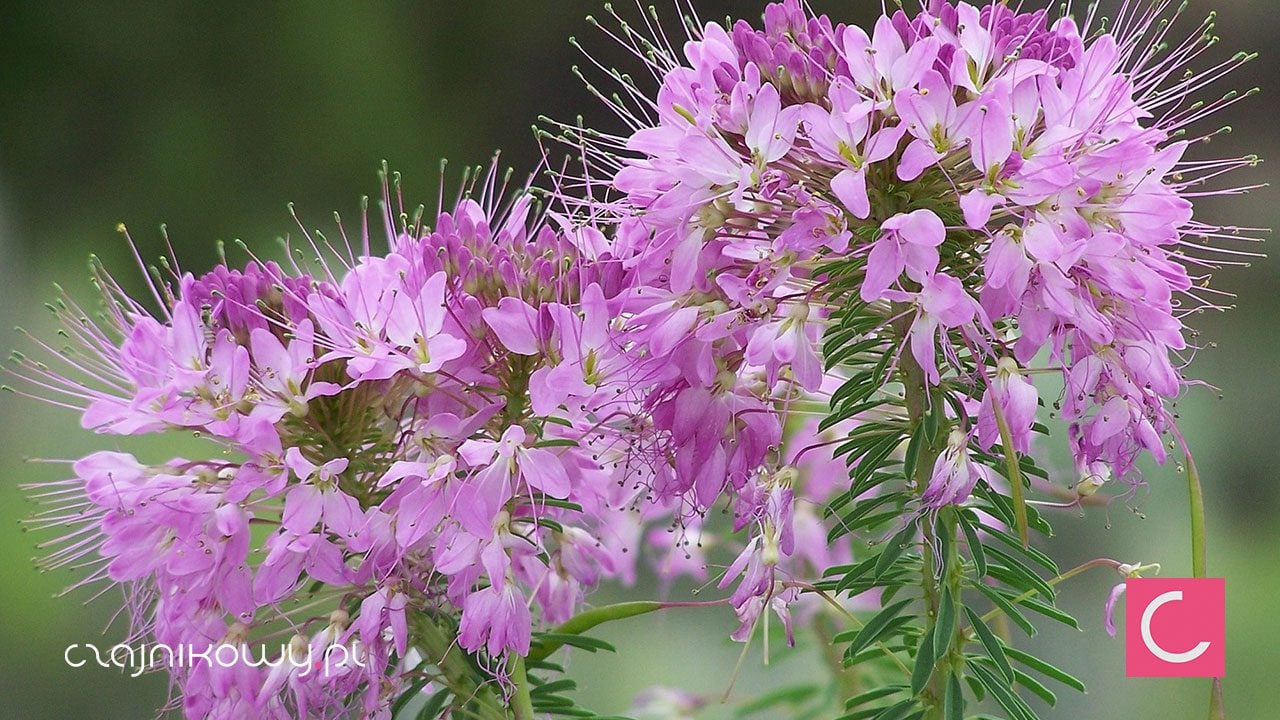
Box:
left=11, top=1, right=1255, bottom=717
left=583, top=0, right=1253, bottom=503
left=17, top=172, right=849, bottom=716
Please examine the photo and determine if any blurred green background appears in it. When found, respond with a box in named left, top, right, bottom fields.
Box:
left=0, top=1, right=1276, bottom=718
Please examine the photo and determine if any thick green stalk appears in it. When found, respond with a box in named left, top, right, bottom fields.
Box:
left=892, top=304, right=953, bottom=719
left=510, top=655, right=536, bottom=720
left=413, top=616, right=505, bottom=720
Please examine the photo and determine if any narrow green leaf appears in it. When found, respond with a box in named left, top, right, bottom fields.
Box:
left=533, top=439, right=580, bottom=448
left=985, top=547, right=1056, bottom=601
left=836, top=598, right=915, bottom=654
left=933, top=585, right=957, bottom=662
left=845, top=686, right=907, bottom=710
left=982, top=527, right=1059, bottom=575
left=874, top=699, right=919, bottom=720
left=911, top=623, right=937, bottom=695
left=974, top=583, right=1036, bottom=637
left=1003, top=646, right=1086, bottom=692
left=1014, top=596, right=1080, bottom=630
left=876, top=522, right=917, bottom=580
left=392, top=677, right=432, bottom=717
left=530, top=679, right=578, bottom=696
left=536, top=633, right=616, bottom=654
left=1012, top=668, right=1058, bottom=707
left=970, top=662, right=1037, bottom=720
left=902, top=424, right=925, bottom=482
left=944, top=673, right=965, bottom=720
left=734, top=684, right=822, bottom=717
left=827, top=493, right=902, bottom=543
left=964, top=607, right=1013, bottom=681
left=957, top=514, right=987, bottom=578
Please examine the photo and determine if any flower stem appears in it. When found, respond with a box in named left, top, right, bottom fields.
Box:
left=510, top=655, right=536, bottom=720
left=412, top=616, right=505, bottom=720
left=1183, top=447, right=1226, bottom=720
left=1185, top=450, right=1208, bottom=579
left=892, top=304, right=953, bottom=719
left=987, top=376, right=1029, bottom=547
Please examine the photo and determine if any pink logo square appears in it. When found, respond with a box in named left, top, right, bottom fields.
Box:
left=1125, top=577, right=1225, bottom=677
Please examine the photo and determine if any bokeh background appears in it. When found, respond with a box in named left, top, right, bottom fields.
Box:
left=1, top=1, right=1277, bottom=718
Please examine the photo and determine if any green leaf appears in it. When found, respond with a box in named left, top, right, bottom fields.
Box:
left=944, top=673, right=965, bottom=720
left=535, top=633, right=616, bottom=654
left=392, top=677, right=432, bottom=718
left=413, top=688, right=451, bottom=720
left=876, top=522, right=917, bottom=580
left=535, top=497, right=585, bottom=512
left=827, top=493, right=903, bottom=543
left=874, top=699, right=919, bottom=720
left=531, top=679, right=578, bottom=696
left=1003, top=645, right=1086, bottom=692
left=964, top=607, right=1013, bottom=682
left=1012, top=668, right=1058, bottom=707
left=969, top=661, right=1037, bottom=720
left=534, top=439, right=580, bottom=448
left=974, top=583, right=1036, bottom=637
left=911, top=623, right=938, bottom=695
left=957, top=513, right=987, bottom=578
left=902, top=424, right=925, bottom=483
left=933, top=585, right=958, bottom=663
left=836, top=598, right=915, bottom=656
left=844, top=685, right=907, bottom=710
left=734, top=684, right=822, bottom=717
left=1014, top=595, right=1080, bottom=630
left=985, top=546, right=1056, bottom=601
left=981, top=527, right=1059, bottom=575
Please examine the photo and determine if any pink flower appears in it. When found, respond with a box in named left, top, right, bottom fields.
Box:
left=862, top=210, right=945, bottom=302
left=458, top=581, right=532, bottom=657
left=922, top=430, right=992, bottom=508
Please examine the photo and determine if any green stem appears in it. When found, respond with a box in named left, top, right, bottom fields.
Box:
left=987, top=378, right=1030, bottom=547
left=413, top=616, right=505, bottom=720
left=892, top=303, right=952, bottom=720
left=1185, top=451, right=1208, bottom=579
left=796, top=581, right=912, bottom=677
left=814, top=614, right=863, bottom=702
left=510, top=655, right=535, bottom=720
left=1183, top=448, right=1225, bottom=719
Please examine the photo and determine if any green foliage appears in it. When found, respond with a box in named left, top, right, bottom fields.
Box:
left=814, top=255, right=1086, bottom=720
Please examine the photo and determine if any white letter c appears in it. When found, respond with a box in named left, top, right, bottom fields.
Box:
left=1141, top=590, right=1211, bottom=664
